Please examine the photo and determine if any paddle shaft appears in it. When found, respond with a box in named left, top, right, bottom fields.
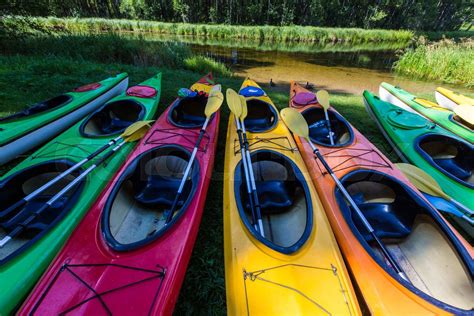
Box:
left=234, top=117, right=258, bottom=231
left=1, top=135, right=123, bottom=218
left=240, top=120, right=265, bottom=237
left=323, top=109, right=335, bottom=145
left=0, top=141, right=126, bottom=248
left=307, top=140, right=410, bottom=282
left=164, top=117, right=210, bottom=224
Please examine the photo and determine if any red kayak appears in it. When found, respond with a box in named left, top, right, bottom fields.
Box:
left=19, top=73, right=220, bottom=315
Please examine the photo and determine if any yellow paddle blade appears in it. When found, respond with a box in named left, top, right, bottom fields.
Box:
left=121, top=120, right=154, bottom=142
left=454, top=104, right=474, bottom=125
left=205, top=90, right=224, bottom=117
left=316, top=90, right=330, bottom=110
left=226, top=88, right=242, bottom=118
left=210, top=84, right=222, bottom=94
left=239, top=95, right=248, bottom=120
left=395, top=163, right=449, bottom=200
left=280, top=108, right=309, bottom=139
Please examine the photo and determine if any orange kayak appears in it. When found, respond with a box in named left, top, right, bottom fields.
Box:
left=288, top=81, right=473, bottom=315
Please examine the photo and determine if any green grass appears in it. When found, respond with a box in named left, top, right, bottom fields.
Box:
left=0, top=54, right=396, bottom=314
left=394, top=39, right=474, bottom=88
left=1, top=15, right=414, bottom=45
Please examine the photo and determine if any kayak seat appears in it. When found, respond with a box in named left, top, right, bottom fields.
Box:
left=253, top=180, right=295, bottom=214
left=1, top=196, right=69, bottom=233
left=133, top=175, right=189, bottom=208
left=0, top=94, right=72, bottom=123
left=302, top=107, right=353, bottom=147
left=168, top=95, right=207, bottom=128
left=81, top=100, right=145, bottom=137
left=356, top=202, right=413, bottom=241
left=244, top=99, right=278, bottom=132
left=433, top=158, right=471, bottom=181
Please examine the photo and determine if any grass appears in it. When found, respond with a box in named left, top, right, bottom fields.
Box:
left=1, top=15, right=414, bottom=45
left=0, top=53, right=397, bottom=314
left=394, top=38, right=474, bottom=88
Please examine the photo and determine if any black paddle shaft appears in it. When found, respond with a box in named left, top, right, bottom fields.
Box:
left=235, top=127, right=258, bottom=228
left=311, top=147, right=410, bottom=281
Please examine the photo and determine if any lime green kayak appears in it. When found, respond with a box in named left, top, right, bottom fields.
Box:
left=0, top=73, right=129, bottom=165
left=379, top=82, right=473, bottom=144
left=364, top=90, right=473, bottom=239
left=0, top=74, right=161, bottom=314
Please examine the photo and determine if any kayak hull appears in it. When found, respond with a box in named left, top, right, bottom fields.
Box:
left=290, top=82, right=473, bottom=315
left=435, top=87, right=474, bottom=111
left=0, top=74, right=160, bottom=315
left=0, top=74, right=129, bottom=165
left=363, top=91, right=473, bottom=239
left=224, top=79, right=360, bottom=315
left=19, top=74, right=219, bottom=315
left=379, top=83, right=473, bottom=143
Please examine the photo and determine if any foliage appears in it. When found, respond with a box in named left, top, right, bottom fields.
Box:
left=394, top=38, right=474, bottom=87
left=184, top=56, right=232, bottom=77
left=3, top=0, right=473, bottom=31
left=1, top=16, right=413, bottom=44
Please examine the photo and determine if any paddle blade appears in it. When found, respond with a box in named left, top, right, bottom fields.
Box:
left=121, top=120, right=154, bottom=142
left=280, top=108, right=309, bottom=139
left=205, top=90, right=224, bottom=117
left=395, top=163, right=449, bottom=200
left=226, top=88, right=242, bottom=118
left=454, top=104, right=474, bottom=125
left=239, top=95, right=248, bottom=120
left=316, top=90, right=330, bottom=110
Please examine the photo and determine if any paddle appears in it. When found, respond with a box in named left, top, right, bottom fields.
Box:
left=0, top=121, right=154, bottom=219
left=316, top=90, right=335, bottom=145
left=280, top=107, right=411, bottom=283
left=0, top=121, right=154, bottom=248
left=239, top=95, right=265, bottom=236
left=164, top=89, right=224, bottom=224
left=226, top=89, right=263, bottom=236
left=396, top=163, right=473, bottom=219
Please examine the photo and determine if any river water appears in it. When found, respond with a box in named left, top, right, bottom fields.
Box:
left=181, top=38, right=473, bottom=97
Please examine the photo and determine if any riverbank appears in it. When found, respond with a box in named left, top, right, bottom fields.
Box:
left=1, top=15, right=414, bottom=45
left=394, top=38, right=474, bottom=88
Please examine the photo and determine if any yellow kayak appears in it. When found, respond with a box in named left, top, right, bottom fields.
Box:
left=435, top=87, right=474, bottom=111
left=223, top=78, right=361, bottom=315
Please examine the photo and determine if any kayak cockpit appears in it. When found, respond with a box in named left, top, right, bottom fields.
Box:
left=301, top=107, right=354, bottom=147
left=416, top=134, right=473, bottom=187
left=102, top=145, right=198, bottom=251
left=242, top=99, right=278, bottom=133
left=168, top=93, right=209, bottom=128
left=80, top=100, right=145, bottom=137
left=0, top=94, right=73, bottom=123
left=0, top=161, right=84, bottom=264
left=234, top=150, right=312, bottom=254
left=336, top=170, right=473, bottom=311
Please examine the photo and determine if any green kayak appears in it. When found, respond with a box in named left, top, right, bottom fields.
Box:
left=364, top=90, right=473, bottom=239
left=379, top=82, right=473, bottom=144
left=0, top=73, right=161, bottom=314
left=0, top=73, right=129, bottom=165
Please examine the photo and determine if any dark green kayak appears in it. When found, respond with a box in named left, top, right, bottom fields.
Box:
left=0, top=73, right=129, bottom=165
left=379, top=82, right=473, bottom=144
left=364, top=90, right=473, bottom=239
left=0, top=74, right=161, bottom=315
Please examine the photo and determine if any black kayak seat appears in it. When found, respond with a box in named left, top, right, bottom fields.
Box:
left=95, top=111, right=134, bottom=135
left=1, top=196, right=69, bottom=233
left=243, top=99, right=278, bottom=133
left=302, top=107, right=353, bottom=147
left=433, top=158, right=472, bottom=181
left=252, top=180, right=295, bottom=214
left=0, top=95, right=72, bottom=123
left=168, top=95, right=208, bottom=128
left=133, top=175, right=186, bottom=208
left=245, top=116, right=274, bottom=132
